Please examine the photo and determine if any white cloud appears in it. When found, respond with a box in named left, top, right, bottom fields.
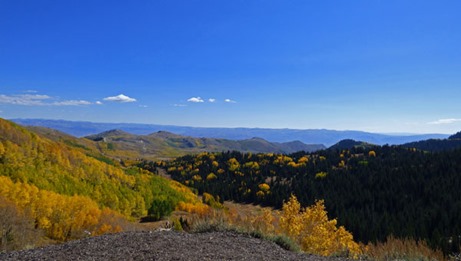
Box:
left=187, top=97, right=204, bottom=103
left=174, top=104, right=187, bottom=107
left=0, top=94, right=51, bottom=106
left=224, top=98, right=236, bottom=103
left=208, top=98, right=216, bottom=103
left=103, top=94, right=137, bottom=103
left=0, top=93, right=93, bottom=106
left=96, top=101, right=103, bottom=105
left=139, top=105, right=148, bottom=108
left=427, top=118, right=461, bottom=125
left=53, top=100, right=92, bottom=106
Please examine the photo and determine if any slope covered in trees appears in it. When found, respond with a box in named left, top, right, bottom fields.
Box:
left=0, top=118, right=206, bottom=250
left=158, top=143, right=461, bottom=255
left=84, top=129, right=324, bottom=160
left=401, top=138, right=461, bottom=152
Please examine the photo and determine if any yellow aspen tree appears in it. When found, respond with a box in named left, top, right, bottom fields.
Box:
left=206, top=173, right=217, bottom=181
left=227, top=158, right=240, bottom=172
left=279, top=195, right=361, bottom=258
left=0, top=141, right=5, bottom=156
left=258, top=183, right=270, bottom=192
left=251, top=208, right=275, bottom=234
left=279, top=195, right=303, bottom=238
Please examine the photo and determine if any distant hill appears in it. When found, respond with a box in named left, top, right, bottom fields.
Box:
left=401, top=131, right=461, bottom=152
left=449, top=131, right=461, bottom=140
left=11, top=119, right=448, bottom=147
left=329, top=139, right=376, bottom=150
left=85, top=130, right=325, bottom=158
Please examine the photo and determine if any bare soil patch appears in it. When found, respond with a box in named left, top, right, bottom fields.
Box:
left=1, top=230, right=348, bottom=260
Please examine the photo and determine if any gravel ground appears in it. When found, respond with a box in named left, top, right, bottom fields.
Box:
left=1, top=230, right=349, bottom=260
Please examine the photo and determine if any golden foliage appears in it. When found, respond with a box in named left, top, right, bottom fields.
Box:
left=192, top=174, right=202, bottom=181
left=258, top=183, right=270, bottom=192
left=0, top=118, right=208, bottom=246
left=0, top=176, right=123, bottom=241
left=0, top=119, right=153, bottom=217
left=274, top=155, right=293, bottom=165
left=176, top=201, right=210, bottom=216
left=202, top=192, right=224, bottom=209
left=243, top=161, right=260, bottom=170
left=315, top=171, right=328, bottom=179
left=212, top=160, right=219, bottom=168
left=206, top=173, right=217, bottom=181
left=298, top=156, right=309, bottom=164
left=256, top=190, right=265, bottom=198
left=227, top=158, right=240, bottom=172
left=338, top=160, right=346, bottom=168
left=279, top=195, right=361, bottom=258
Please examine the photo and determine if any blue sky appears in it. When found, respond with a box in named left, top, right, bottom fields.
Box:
left=1, top=1, right=461, bottom=134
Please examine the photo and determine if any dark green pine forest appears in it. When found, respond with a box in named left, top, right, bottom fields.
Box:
left=142, top=138, right=461, bottom=254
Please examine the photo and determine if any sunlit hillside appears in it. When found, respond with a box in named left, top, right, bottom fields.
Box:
left=0, top=118, right=206, bottom=251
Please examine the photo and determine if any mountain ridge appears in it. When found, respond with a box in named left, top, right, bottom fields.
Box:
left=85, top=129, right=325, bottom=157
left=11, top=118, right=448, bottom=147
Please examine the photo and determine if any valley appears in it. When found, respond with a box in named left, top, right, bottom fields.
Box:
left=1, top=117, right=461, bottom=260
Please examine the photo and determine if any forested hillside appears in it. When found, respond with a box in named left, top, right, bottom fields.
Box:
left=155, top=143, right=461, bottom=254
left=84, top=129, right=324, bottom=160
left=401, top=131, right=461, bottom=152
left=0, top=118, right=207, bottom=250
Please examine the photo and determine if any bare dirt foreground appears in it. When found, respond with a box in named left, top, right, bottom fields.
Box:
left=1, top=230, right=348, bottom=260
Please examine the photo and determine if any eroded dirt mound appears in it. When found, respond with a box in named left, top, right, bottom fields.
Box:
left=1, top=230, right=342, bottom=260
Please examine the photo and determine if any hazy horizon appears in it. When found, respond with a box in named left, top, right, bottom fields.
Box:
left=1, top=1, right=461, bottom=134
left=9, top=117, right=456, bottom=136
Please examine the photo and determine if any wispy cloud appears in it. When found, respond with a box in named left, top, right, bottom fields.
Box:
left=0, top=93, right=95, bottom=106
left=184, top=97, right=237, bottom=104
left=0, top=94, right=52, bottom=106
left=427, top=118, right=461, bottom=125
left=53, top=100, right=92, bottom=106
left=187, top=97, right=204, bottom=103
left=174, top=104, right=187, bottom=107
left=103, top=94, right=137, bottom=103
left=95, top=101, right=103, bottom=105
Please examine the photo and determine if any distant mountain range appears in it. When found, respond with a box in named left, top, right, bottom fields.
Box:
left=84, top=129, right=324, bottom=157
left=23, top=124, right=323, bottom=159
left=11, top=118, right=448, bottom=147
